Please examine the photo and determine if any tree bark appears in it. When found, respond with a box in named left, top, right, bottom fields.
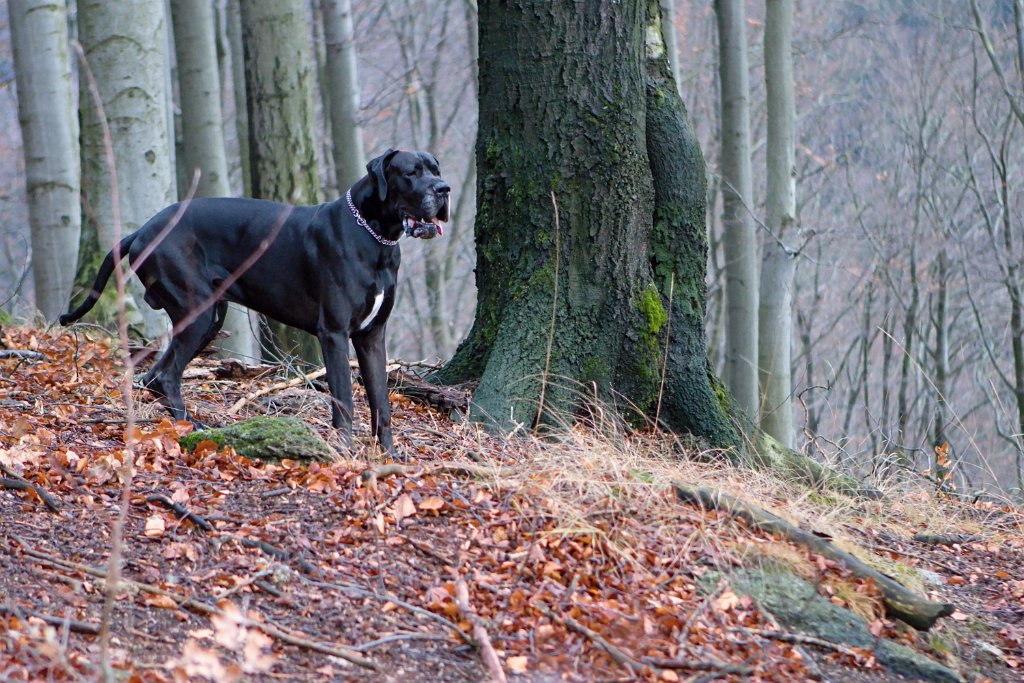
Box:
left=714, top=0, right=759, bottom=421
left=238, top=0, right=322, bottom=364
left=436, top=0, right=661, bottom=431
left=658, top=0, right=681, bottom=95
left=170, top=0, right=258, bottom=361
left=77, top=0, right=175, bottom=340
left=321, top=0, right=366, bottom=191
left=9, top=0, right=81, bottom=322
left=225, top=0, right=251, bottom=196
left=759, top=0, right=797, bottom=448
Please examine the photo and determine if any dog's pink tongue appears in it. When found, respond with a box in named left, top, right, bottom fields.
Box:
left=432, top=217, right=444, bottom=236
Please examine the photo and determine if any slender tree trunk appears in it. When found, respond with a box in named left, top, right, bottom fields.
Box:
left=659, top=0, right=681, bottom=94
left=10, top=0, right=81, bottom=321
left=896, top=250, right=919, bottom=461
left=170, top=0, right=258, bottom=361
left=758, top=244, right=795, bottom=447
left=225, top=0, right=251, bottom=196
left=321, top=0, right=366, bottom=190
left=932, top=249, right=949, bottom=449
left=77, top=0, right=175, bottom=340
left=714, top=0, right=759, bottom=420
left=758, top=0, right=796, bottom=448
left=239, top=0, right=322, bottom=364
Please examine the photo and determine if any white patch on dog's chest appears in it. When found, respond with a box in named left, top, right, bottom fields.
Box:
left=359, top=291, right=385, bottom=330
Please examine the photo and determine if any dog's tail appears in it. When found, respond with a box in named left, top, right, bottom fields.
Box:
left=59, top=233, right=138, bottom=325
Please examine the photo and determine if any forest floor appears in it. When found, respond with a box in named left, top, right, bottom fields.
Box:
left=1, top=325, right=1022, bottom=682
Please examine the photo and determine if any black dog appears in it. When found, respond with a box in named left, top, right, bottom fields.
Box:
left=60, top=149, right=450, bottom=455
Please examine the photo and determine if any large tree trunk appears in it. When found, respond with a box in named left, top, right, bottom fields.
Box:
left=436, top=0, right=654, bottom=429
left=170, top=0, right=258, bottom=362
left=714, top=0, right=759, bottom=421
left=9, top=0, right=81, bottom=322
left=321, top=0, right=366, bottom=191
left=758, top=0, right=797, bottom=448
left=77, top=0, right=175, bottom=340
left=434, top=0, right=737, bottom=446
left=239, top=0, right=322, bottom=364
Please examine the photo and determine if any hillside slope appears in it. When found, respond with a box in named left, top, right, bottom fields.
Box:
left=1, top=326, right=1021, bottom=682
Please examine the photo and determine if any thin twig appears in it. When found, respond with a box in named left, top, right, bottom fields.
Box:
left=654, top=272, right=675, bottom=429
left=227, top=367, right=327, bottom=415
left=0, top=463, right=60, bottom=512
left=0, top=603, right=100, bottom=635
left=300, top=576, right=473, bottom=646
left=539, top=604, right=645, bottom=675
left=146, top=493, right=213, bottom=532
left=535, top=190, right=561, bottom=429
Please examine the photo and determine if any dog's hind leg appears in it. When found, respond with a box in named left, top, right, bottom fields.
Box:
left=147, top=302, right=228, bottom=427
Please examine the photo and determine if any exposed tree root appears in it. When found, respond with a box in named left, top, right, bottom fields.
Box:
left=671, top=482, right=954, bottom=631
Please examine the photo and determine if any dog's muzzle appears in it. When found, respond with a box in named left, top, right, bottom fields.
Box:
left=402, top=184, right=450, bottom=239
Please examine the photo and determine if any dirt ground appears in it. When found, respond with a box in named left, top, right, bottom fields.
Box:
left=1, top=326, right=1022, bottom=682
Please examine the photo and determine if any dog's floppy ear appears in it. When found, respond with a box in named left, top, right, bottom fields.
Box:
left=366, top=149, right=399, bottom=201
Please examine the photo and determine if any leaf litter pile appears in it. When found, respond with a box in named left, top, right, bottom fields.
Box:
left=1, top=326, right=1023, bottom=682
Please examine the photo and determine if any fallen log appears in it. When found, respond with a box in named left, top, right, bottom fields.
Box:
left=672, top=481, right=954, bottom=631
left=386, top=368, right=471, bottom=414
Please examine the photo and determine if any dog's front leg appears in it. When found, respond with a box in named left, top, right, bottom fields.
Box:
left=353, top=326, right=395, bottom=457
left=318, top=329, right=355, bottom=449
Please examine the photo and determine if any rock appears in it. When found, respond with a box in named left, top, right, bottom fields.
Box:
left=178, top=416, right=336, bottom=463
left=702, top=568, right=964, bottom=683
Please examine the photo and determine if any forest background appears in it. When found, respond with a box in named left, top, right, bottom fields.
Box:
left=0, top=0, right=1022, bottom=500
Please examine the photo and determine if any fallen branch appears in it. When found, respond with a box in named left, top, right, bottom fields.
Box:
left=672, top=482, right=954, bottom=631
left=227, top=367, right=327, bottom=415
left=12, top=540, right=377, bottom=671
left=146, top=494, right=212, bottom=532
left=235, top=537, right=321, bottom=577
left=912, top=533, right=981, bottom=547
left=0, top=603, right=100, bottom=635
left=0, top=349, right=45, bottom=361
left=360, top=462, right=517, bottom=490
left=455, top=580, right=507, bottom=683
left=539, top=604, right=645, bottom=675
left=215, top=569, right=274, bottom=600
left=299, top=576, right=474, bottom=646
left=639, top=655, right=752, bottom=677
left=734, top=627, right=862, bottom=657
left=0, top=463, right=60, bottom=512
left=387, top=368, right=471, bottom=413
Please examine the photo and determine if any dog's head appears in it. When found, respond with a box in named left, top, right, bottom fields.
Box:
left=366, top=149, right=450, bottom=239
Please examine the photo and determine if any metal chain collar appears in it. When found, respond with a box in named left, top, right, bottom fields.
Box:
left=346, top=190, right=399, bottom=247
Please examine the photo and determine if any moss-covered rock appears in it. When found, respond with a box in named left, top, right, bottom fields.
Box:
left=701, top=568, right=964, bottom=683
left=179, top=416, right=335, bottom=463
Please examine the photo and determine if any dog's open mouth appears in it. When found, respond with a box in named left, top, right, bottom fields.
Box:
left=403, top=214, right=444, bottom=239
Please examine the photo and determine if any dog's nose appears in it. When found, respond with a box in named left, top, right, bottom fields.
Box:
left=435, top=182, right=451, bottom=195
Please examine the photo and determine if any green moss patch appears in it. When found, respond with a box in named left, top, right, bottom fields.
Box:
left=179, top=416, right=335, bottom=464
